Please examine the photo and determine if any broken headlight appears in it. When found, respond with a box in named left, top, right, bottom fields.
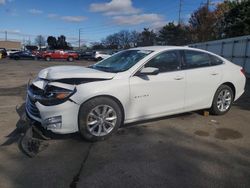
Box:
left=38, top=85, right=76, bottom=106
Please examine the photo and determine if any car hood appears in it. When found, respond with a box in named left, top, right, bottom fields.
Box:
left=38, top=66, right=116, bottom=80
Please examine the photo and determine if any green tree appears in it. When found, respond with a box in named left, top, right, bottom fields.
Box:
left=47, top=36, right=57, bottom=49
left=138, top=28, right=156, bottom=46
left=221, top=0, right=250, bottom=38
left=157, top=22, right=191, bottom=45
left=47, top=35, right=71, bottom=50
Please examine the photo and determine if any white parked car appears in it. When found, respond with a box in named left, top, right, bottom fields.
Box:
left=93, top=51, right=111, bottom=61
left=26, top=46, right=246, bottom=141
left=7, top=49, right=20, bottom=56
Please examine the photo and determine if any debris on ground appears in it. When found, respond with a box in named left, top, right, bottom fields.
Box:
left=19, top=125, right=49, bottom=158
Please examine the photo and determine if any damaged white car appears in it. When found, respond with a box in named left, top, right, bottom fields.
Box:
left=26, top=46, right=246, bottom=141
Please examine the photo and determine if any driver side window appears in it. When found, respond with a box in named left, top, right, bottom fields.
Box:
left=145, top=51, right=181, bottom=73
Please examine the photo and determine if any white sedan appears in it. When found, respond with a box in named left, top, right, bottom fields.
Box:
left=26, top=46, right=246, bottom=141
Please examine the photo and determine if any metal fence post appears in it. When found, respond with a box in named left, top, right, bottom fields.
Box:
left=220, top=42, right=224, bottom=57
left=243, top=38, right=249, bottom=71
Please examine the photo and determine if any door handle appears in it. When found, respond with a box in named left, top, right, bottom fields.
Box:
left=211, top=72, right=219, bottom=76
left=174, top=76, right=184, bottom=80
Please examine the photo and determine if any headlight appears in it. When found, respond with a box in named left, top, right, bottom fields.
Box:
left=38, top=85, right=76, bottom=106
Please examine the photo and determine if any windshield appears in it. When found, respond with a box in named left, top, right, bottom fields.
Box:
left=90, top=50, right=153, bottom=73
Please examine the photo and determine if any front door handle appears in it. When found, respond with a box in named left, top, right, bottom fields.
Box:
left=211, top=72, right=219, bottom=76
left=174, top=76, right=184, bottom=80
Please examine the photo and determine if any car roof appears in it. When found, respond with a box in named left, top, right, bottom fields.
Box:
left=132, top=45, right=197, bottom=52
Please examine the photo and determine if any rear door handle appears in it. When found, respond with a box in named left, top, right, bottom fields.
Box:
left=174, top=76, right=184, bottom=80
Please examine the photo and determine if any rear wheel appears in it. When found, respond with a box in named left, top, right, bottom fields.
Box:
left=78, top=97, right=122, bottom=141
left=210, top=85, right=233, bottom=115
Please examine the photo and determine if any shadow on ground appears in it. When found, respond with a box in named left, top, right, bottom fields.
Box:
left=1, top=102, right=81, bottom=158
left=233, top=79, right=250, bottom=111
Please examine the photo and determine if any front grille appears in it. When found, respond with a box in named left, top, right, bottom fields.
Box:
left=26, top=95, right=41, bottom=118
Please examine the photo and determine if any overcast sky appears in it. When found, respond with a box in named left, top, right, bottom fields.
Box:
left=0, top=0, right=221, bottom=45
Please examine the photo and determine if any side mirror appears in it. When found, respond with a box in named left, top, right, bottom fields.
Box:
left=138, top=67, right=159, bottom=76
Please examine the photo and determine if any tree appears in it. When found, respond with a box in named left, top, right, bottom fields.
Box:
left=91, top=42, right=105, bottom=50
left=213, top=1, right=231, bottom=39
left=57, top=35, right=68, bottom=49
left=157, top=22, right=191, bottom=45
left=47, top=35, right=71, bottom=50
left=189, top=5, right=217, bottom=42
left=103, top=33, right=120, bottom=49
left=35, top=35, right=46, bottom=48
left=47, top=36, right=57, bottom=49
left=220, top=0, right=250, bottom=38
left=129, top=30, right=140, bottom=47
left=117, top=30, right=131, bottom=48
left=138, top=28, right=156, bottom=46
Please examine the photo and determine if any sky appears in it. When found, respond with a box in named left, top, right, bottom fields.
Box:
left=0, top=0, right=221, bottom=46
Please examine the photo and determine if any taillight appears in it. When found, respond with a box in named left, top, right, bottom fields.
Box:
left=241, top=68, right=245, bottom=75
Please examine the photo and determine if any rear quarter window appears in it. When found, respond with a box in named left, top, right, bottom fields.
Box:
left=209, top=55, right=223, bottom=66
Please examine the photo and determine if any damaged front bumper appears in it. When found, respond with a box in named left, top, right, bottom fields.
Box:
left=25, top=79, right=80, bottom=134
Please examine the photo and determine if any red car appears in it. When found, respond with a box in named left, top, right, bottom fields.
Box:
left=41, top=50, right=78, bottom=61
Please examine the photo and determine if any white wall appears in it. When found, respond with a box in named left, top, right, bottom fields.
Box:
left=189, top=35, right=250, bottom=74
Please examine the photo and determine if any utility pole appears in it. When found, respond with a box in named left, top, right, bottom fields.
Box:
left=78, top=28, right=84, bottom=50
left=206, top=0, right=210, bottom=10
left=5, top=31, right=7, bottom=41
left=79, top=29, right=81, bottom=49
left=178, top=0, right=183, bottom=25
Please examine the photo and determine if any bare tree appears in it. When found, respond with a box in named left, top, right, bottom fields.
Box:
left=129, top=30, right=140, bottom=47
left=35, top=35, right=46, bottom=48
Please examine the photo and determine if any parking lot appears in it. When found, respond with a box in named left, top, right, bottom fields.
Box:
left=0, top=59, right=250, bottom=188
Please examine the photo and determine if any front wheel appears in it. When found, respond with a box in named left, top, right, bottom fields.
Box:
left=210, top=85, right=234, bottom=115
left=45, top=56, right=51, bottom=61
left=97, top=57, right=103, bottom=61
left=78, top=97, right=122, bottom=141
left=68, top=56, right=74, bottom=62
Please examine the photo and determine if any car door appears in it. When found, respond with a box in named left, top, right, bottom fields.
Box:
left=20, top=52, right=28, bottom=59
left=182, top=50, right=222, bottom=111
left=25, top=52, right=33, bottom=59
left=127, top=50, right=186, bottom=121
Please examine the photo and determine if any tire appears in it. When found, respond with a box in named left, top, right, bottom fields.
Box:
left=210, top=85, right=234, bottom=115
left=78, top=97, right=122, bottom=142
left=14, top=56, right=19, bottom=60
left=97, top=57, right=103, bottom=61
left=68, top=56, right=74, bottom=62
left=45, top=56, right=51, bottom=61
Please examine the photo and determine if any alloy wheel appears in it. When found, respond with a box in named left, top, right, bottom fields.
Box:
left=86, top=105, right=117, bottom=136
left=217, top=89, right=232, bottom=112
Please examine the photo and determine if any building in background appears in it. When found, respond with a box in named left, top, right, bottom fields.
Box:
left=0, top=40, right=22, bottom=50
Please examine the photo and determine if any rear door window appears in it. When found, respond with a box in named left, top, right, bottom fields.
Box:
left=183, top=50, right=211, bottom=69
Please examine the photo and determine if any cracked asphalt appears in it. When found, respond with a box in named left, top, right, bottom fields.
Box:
left=0, top=59, right=250, bottom=188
